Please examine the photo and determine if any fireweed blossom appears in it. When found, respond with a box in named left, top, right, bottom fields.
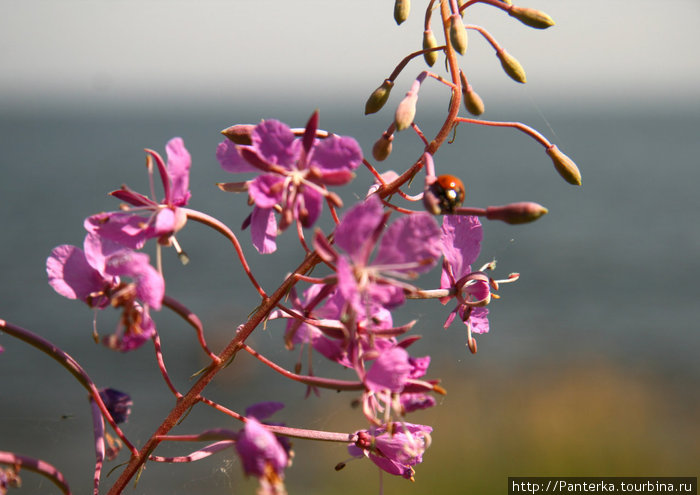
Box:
left=270, top=283, right=396, bottom=369
left=46, top=233, right=165, bottom=351
left=235, top=402, right=292, bottom=495
left=314, top=194, right=442, bottom=318
left=361, top=344, right=438, bottom=423
left=84, top=137, right=191, bottom=250
left=348, top=423, right=432, bottom=480
left=439, top=215, right=518, bottom=346
left=216, top=112, right=363, bottom=254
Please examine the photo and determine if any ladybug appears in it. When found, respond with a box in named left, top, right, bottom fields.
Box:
left=426, top=174, right=465, bottom=214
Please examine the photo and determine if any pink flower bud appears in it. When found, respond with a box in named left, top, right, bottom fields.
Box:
left=365, top=79, right=394, bottom=115
left=220, top=124, right=254, bottom=145
left=497, top=49, right=527, bottom=83
left=508, top=6, right=555, bottom=29
left=485, top=202, right=548, bottom=224
left=394, top=0, right=410, bottom=25
left=395, top=93, right=418, bottom=132
left=546, top=145, right=582, bottom=185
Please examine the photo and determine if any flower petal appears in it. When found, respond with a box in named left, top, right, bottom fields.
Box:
left=364, top=346, right=412, bottom=393
left=299, top=187, right=323, bottom=228
left=440, top=215, right=482, bottom=287
left=83, top=232, right=128, bottom=275
left=463, top=306, right=490, bottom=334
left=216, top=140, right=259, bottom=173
left=104, top=251, right=164, bottom=309
left=84, top=212, right=154, bottom=250
left=235, top=418, right=288, bottom=478
left=165, top=137, right=191, bottom=206
left=374, top=212, right=441, bottom=274
left=252, top=120, right=300, bottom=169
left=308, top=135, right=363, bottom=173
left=250, top=207, right=278, bottom=254
left=46, top=244, right=110, bottom=304
left=333, top=196, right=384, bottom=261
left=249, top=175, right=284, bottom=208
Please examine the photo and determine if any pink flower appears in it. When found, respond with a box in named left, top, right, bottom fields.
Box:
left=85, top=138, right=191, bottom=250
left=235, top=402, right=290, bottom=495
left=274, top=284, right=394, bottom=369
left=440, top=215, right=491, bottom=335
left=216, top=111, right=363, bottom=253
left=46, top=234, right=164, bottom=351
left=348, top=423, right=432, bottom=480
left=315, top=195, right=441, bottom=316
left=364, top=346, right=413, bottom=393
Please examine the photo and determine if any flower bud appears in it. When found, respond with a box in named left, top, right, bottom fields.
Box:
left=464, top=87, right=485, bottom=115
left=422, top=30, right=439, bottom=67
left=449, top=15, right=468, bottom=55
left=485, top=202, right=548, bottom=224
left=394, top=0, right=410, bottom=25
left=372, top=132, right=394, bottom=161
left=546, top=145, right=582, bottom=185
left=365, top=79, right=394, bottom=115
left=508, top=6, right=555, bottom=29
left=220, top=124, right=254, bottom=145
left=497, top=49, right=527, bottom=83
left=460, top=72, right=484, bottom=116
left=394, top=93, right=418, bottom=131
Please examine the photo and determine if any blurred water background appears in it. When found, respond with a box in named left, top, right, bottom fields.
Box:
left=1, top=1, right=699, bottom=494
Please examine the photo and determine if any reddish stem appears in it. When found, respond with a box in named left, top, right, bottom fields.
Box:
left=162, top=295, right=220, bottom=363
left=106, top=250, right=322, bottom=494
left=0, top=320, right=137, bottom=455
left=241, top=343, right=365, bottom=391
left=455, top=116, right=552, bottom=147
left=0, top=451, right=71, bottom=495
left=183, top=208, right=267, bottom=299
left=152, top=332, right=183, bottom=398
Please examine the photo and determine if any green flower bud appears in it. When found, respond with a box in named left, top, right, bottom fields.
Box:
left=394, top=0, right=410, bottom=25
left=464, top=86, right=485, bottom=116
left=422, top=30, right=439, bottom=67
left=497, top=49, right=527, bottom=83
left=460, top=71, right=484, bottom=116
left=546, top=145, right=582, bottom=185
left=508, top=6, right=555, bottom=29
left=372, top=132, right=394, bottom=161
left=364, top=79, right=394, bottom=115
left=449, top=15, right=468, bottom=55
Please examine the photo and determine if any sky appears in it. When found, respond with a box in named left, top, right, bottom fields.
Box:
left=2, top=0, right=700, bottom=112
